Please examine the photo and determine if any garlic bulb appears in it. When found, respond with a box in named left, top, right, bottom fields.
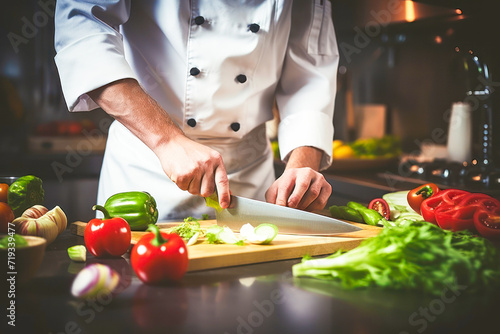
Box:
left=12, top=206, right=68, bottom=244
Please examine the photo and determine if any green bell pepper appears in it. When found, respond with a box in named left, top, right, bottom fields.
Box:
left=102, top=191, right=158, bottom=231
left=7, top=175, right=44, bottom=217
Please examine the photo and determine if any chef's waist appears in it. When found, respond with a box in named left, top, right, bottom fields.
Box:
left=188, top=123, right=267, bottom=146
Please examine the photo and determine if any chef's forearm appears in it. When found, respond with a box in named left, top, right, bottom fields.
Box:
left=87, top=78, right=184, bottom=153
left=285, top=146, right=323, bottom=171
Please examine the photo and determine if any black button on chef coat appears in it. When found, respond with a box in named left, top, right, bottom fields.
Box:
left=190, top=67, right=201, bottom=76
left=248, top=23, right=260, bottom=33
left=187, top=118, right=197, bottom=127
left=230, top=122, right=241, bottom=132
left=236, top=74, right=247, bottom=83
left=194, top=16, right=205, bottom=25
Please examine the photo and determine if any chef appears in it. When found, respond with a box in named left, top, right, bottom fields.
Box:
left=54, top=0, right=339, bottom=220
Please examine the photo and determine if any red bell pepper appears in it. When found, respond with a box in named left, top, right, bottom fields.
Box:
left=421, top=189, right=469, bottom=224
left=474, top=207, right=500, bottom=239
left=84, top=205, right=132, bottom=257
left=433, top=193, right=500, bottom=232
left=407, top=183, right=440, bottom=214
left=131, top=224, right=188, bottom=284
left=435, top=204, right=477, bottom=231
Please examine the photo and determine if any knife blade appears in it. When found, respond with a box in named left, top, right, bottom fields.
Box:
left=215, top=195, right=362, bottom=236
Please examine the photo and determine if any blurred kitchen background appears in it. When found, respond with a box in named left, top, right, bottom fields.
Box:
left=1, top=0, right=499, bottom=222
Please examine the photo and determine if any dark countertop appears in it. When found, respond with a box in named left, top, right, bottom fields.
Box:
left=4, top=229, right=500, bottom=334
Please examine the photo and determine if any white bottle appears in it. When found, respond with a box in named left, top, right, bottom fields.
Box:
left=447, top=102, right=472, bottom=163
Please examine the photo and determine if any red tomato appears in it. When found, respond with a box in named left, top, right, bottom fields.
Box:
left=474, top=208, right=500, bottom=239
left=421, top=189, right=469, bottom=224
left=0, top=183, right=8, bottom=203
left=0, top=202, right=15, bottom=233
left=407, top=183, right=439, bottom=214
left=84, top=205, right=131, bottom=257
left=131, top=225, right=188, bottom=284
left=368, top=198, right=390, bottom=220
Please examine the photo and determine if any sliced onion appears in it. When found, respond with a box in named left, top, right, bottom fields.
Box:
left=71, top=264, right=120, bottom=299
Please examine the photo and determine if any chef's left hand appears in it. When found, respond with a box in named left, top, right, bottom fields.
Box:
left=265, top=147, right=331, bottom=211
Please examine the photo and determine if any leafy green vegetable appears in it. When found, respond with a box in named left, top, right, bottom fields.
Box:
left=0, top=234, right=28, bottom=249
left=206, top=225, right=224, bottom=244
left=167, top=217, right=205, bottom=241
left=205, top=193, right=222, bottom=212
left=349, top=135, right=401, bottom=158
left=205, top=225, right=245, bottom=245
left=7, top=175, right=45, bottom=217
left=292, top=220, right=500, bottom=296
left=201, top=214, right=210, bottom=220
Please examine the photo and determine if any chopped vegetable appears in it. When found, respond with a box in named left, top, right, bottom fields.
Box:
left=474, top=208, right=500, bottom=239
left=206, top=225, right=244, bottom=245
left=240, top=223, right=278, bottom=244
left=84, top=205, right=131, bottom=258
left=382, top=190, right=418, bottom=220
left=346, top=201, right=385, bottom=226
left=0, top=234, right=28, bottom=249
left=12, top=206, right=67, bottom=245
left=7, top=175, right=45, bottom=217
left=68, top=245, right=87, bottom=262
left=368, top=198, right=390, bottom=220
left=205, top=193, right=223, bottom=212
left=101, top=191, right=158, bottom=231
left=166, top=216, right=205, bottom=243
left=186, top=232, right=200, bottom=246
left=254, top=224, right=279, bottom=244
left=206, top=225, right=224, bottom=244
left=71, top=263, right=120, bottom=299
left=292, top=220, right=500, bottom=296
left=218, top=227, right=242, bottom=245
left=131, top=224, right=189, bottom=284
left=420, top=189, right=469, bottom=224
left=407, top=183, right=439, bottom=214
left=434, top=192, right=500, bottom=232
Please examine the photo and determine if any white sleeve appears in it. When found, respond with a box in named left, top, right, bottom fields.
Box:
left=275, top=0, right=339, bottom=170
left=54, top=0, right=137, bottom=112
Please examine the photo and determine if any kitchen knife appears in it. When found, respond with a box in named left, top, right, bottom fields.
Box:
left=215, top=195, right=362, bottom=236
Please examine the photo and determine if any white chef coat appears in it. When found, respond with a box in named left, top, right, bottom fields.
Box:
left=54, top=0, right=339, bottom=220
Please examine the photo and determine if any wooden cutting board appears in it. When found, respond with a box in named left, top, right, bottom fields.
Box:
left=71, top=220, right=381, bottom=272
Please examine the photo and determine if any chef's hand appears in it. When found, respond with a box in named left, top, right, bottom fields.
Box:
left=87, top=78, right=231, bottom=209
left=156, top=135, right=231, bottom=208
left=265, top=146, right=331, bottom=211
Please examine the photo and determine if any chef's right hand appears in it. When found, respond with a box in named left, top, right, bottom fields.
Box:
left=156, top=134, right=231, bottom=209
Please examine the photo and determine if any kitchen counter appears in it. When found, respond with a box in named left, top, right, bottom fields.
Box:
left=4, top=229, right=499, bottom=334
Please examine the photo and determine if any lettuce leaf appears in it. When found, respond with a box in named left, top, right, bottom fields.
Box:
left=292, top=221, right=500, bottom=296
